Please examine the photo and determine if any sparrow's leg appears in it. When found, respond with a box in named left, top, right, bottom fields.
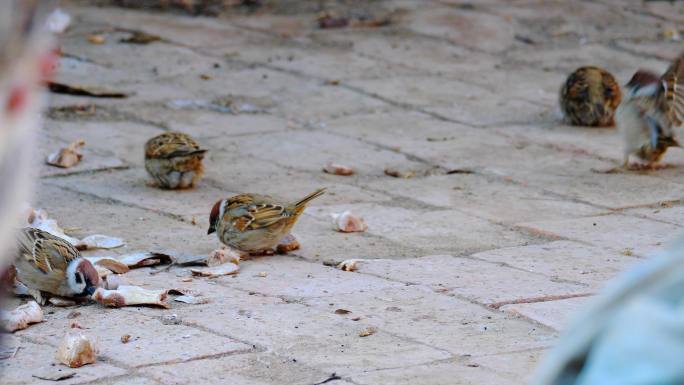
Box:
left=27, top=288, right=46, bottom=306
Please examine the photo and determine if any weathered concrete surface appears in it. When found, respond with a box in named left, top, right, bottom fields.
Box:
left=4, top=1, right=684, bottom=384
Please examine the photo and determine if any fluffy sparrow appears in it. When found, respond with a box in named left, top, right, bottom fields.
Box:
left=14, top=227, right=99, bottom=304
left=144, top=132, right=207, bottom=189
left=560, top=66, right=622, bottom=127
left=208, top=188, right=326, bottom=253
left=617, top=54, right=684, bottom=168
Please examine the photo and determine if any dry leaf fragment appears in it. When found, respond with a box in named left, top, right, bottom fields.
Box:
left=117, top=252, right=172, bottom=268
left=334, top=309, right=351, bottom=315
left=119, top=31, right=161, bottom=44
left=46, top=139, right=85, bottom=169
left=351, top=316, right=361, bottom=321
left=190, top=262, right=239, bottom=278
left=323, top=162, right=354, bottom=176
left=86, top=257, right=130, bottom=275
left=48, top=82, right=128, bottom=98
left=384, top=168, right=415, bottom=178
left=331, top=211, right=367, bottom=233
left=0, top=301, right=43, bottom=332
left=359, top=327, right=377, bottom=337
left=92, top=285, right=169, bottom=308
left=56, top=332, right=97, bottom=368
left=317, top=12, right=349, bottom=29
left=276, top=234, right=300, bottom=254
left=120, top=334, right=131, bottom=344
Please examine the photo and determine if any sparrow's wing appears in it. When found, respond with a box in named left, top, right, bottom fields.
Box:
left=145, top=133, right=206, bottom=159
left=225, top=195, right=287, bottom=232
left=17, top=227, right=77, bottom=274
left=658, top=54, right=684, bottom=128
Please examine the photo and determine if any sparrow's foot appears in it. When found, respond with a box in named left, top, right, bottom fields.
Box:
left=276, top=234, right=301, bottom=254
left=27, top=289, right=46, bottom=306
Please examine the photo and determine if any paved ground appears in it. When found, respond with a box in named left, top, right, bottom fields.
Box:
left=3, top=0, right=684, bottom=384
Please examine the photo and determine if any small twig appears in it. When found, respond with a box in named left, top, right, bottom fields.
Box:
left=313, top=373, right=342, bottom=385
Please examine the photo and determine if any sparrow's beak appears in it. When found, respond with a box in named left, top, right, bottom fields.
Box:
left=85, top=286, right=97, bottom=296
left=207, top=225, right=215, bottom=235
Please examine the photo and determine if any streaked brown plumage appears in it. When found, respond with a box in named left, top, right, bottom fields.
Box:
left=208, top=188, right=326, bottom=253
left=144, top=132, right=207, bottom=189
left=14, top=227, right=99, bottom=303
left=560, top=66, right=622, bottom=127
left=617, top=53, right=684, bottom=167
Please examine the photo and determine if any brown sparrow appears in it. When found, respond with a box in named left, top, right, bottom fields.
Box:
left=13, top=227, right=99, bottom=304
left=144, top=132, right=207, bottom=189
left=560, top=66, right=622, bottom=127
left=617, top=54, right=684, bottom=168
left=208, top=188, right=326, bottom=253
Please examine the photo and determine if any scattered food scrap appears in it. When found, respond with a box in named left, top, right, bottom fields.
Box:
left=206, top=248, right=242, bottom=267
left=276, top=234, right=300, bottom=254
left=76, top=234, right=125, bottom=250
left=323, top=162, right=354, bottom=176
left=331, top=211, right=367, bottom=233
left=47, top=82, right=129, bottom=98
left=48, top=297, right=77, bottom=307
left=337, top=259, right=363, bottom=272
left=87, top=33, right=106, bottom=44
left=46, top=139, right=85, bottom=169
left=190, top=262, right=239, bottom=278
left=46, top=9, right=71, bottom=34
left=359, top=327, right=377, bottom=337
left=174, top=295, right=209, bottom=305
left=120, top=334, right=131, bottom=344
left=92, top=285, right=169, bottom=308
left=0, top=301, right=43, bottom=332
left=56, top=332, right=97, bottom=368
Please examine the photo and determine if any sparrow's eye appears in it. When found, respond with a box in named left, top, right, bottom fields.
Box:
left=74, top=272, right=83, bottom=284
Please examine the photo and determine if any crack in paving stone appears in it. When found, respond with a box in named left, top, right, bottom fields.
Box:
left=487, top=293, right=595, bottom=310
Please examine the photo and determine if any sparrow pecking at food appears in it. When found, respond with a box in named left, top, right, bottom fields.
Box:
left=560, top=66, right=622, bottom=127
left=13, top=227, right=99, bottom=304
left=144, top=131, right=207, bottom=189
left=208, top=188, right=326, bottom=254
left=616, top=53, right=684, bottom=169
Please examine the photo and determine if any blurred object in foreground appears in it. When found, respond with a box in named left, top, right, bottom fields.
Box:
left=533, top=238, right=684, bottom=385
left=0, top=1, right=54, bottom=270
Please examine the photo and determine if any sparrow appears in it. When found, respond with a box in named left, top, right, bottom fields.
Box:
left=13, top=227, right=99, bottom=304
left=208, top=188, right=326, bottom=253
left=616, top=54, right=684, bottom=168
left=560, top=66, right=622, bottom=127
left=144, top=132, right=207, bottom=189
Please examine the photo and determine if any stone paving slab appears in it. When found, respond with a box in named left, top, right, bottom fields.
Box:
left=470, top=241, right=641, bottom=290
left=17, top=305, right=252, bottom=368
left=518, top=214, right=684, bottom=257
left=1, top=334, right=128, bottom=385
left=500, top=296, right=591, bottom=332
left=347, top=255, right=588, bottom=305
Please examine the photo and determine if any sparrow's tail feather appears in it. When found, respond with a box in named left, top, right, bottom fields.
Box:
left=293, top=188, right=326, bottom=210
